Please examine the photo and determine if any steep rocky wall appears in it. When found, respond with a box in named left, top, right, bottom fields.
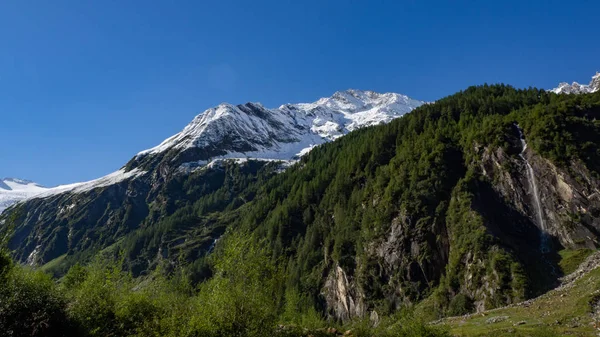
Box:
left=480, top=126, right=600, bottom=250
left=319, top=126, right=600, bottom=320
left=322, top=264, right=366, bottom=321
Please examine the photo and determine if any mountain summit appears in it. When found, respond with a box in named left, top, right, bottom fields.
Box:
left=550, top=71, right=600, bottom=94
left=133, top=89, right=423, bottom=171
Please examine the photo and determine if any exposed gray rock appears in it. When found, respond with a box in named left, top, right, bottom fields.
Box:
left=480, top=127, right=600, bottom=250
left=486, top=316, right=509, bottom=324
left=322, top=264, right=366, bottom=321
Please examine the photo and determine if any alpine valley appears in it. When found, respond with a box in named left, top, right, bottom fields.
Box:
left=2, top=73, right=600, bottom=336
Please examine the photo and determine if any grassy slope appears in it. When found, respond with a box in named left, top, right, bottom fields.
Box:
left=439, top=250, right=599, bottom=337
left=558, top=249, right=594, bottom=276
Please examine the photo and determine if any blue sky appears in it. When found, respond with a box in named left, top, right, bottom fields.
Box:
left=1, top=0, right=599, bottom=186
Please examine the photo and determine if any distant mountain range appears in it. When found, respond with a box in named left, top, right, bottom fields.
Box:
left=129, top=89, right=424, bottom=172
left=550, top=71, right=600, bottom=94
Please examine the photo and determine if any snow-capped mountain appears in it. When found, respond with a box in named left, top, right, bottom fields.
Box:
left=0, top=89, right=424, bottom=266
left=0, top=178, right=49, bottom=214
left=550, top=72, right=600, bottom=94
left=2, top=89, right=423, bottom=210
left=135, top=89, right=424, bottom=171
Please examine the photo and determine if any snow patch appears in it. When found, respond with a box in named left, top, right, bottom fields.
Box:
left=550, top=71, right=600, bottom=94
left=0, top=178, right=50, bottom=214
left=0, top=169, right=146, bottom=214
left=136, top=90, right=424, bottom=161
left=35, top=168, right=146, bottom=198
left=178, top=157, right=297, bottom=175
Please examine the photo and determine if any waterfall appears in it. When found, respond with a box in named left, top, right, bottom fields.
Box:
left=206, top=236, right=220, bottom=255
left=516, top=125, right=550, bottom=252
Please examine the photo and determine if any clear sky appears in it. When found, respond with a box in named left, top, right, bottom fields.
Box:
left=1, top=0, right=599, bottom=186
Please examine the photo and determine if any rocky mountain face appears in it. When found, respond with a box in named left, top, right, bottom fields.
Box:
left=128, top=90, right=423, bottom=174
left=550, top=72, right=600, bottom=94
left=319, top=92, right=600, bottom=320
left=2, top=82, right=599, bottom=322
left=322, top=142, right=600, bottom=319
left=457, top=127, right=599, bottom=311
left=480, top=131, right=600, bottom=249
left=0, top=178, right=48, bottom=214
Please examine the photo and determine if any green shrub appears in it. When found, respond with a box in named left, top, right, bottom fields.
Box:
left=0, top=267, right=73, bottom=337
left=61, top=262, right=88, bottom=290
left=447, top=293, right=474, bottom=316
left=189, top=232, right=282, bottom=337
left=67, top=264, right=120, bottom=336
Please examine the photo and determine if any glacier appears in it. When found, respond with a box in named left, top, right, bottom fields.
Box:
left=0, top=178, right=50, bottom=214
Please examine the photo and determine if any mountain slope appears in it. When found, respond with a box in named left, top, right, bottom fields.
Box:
left=439, top=250, right=600, bottom=336
left=0, top=178, right=49, bottom=214
left=0, top=89, right=423, bottom=271
left=219, top=85, right=600, bottom=320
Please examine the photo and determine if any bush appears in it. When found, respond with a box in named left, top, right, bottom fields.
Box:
left=67, top=263, right=120, bottom=336
left=189, top=232, right=282, bottom=337
left=447, top=293, right=474, bottom=316
left=0, top=267, right=73, bottom=337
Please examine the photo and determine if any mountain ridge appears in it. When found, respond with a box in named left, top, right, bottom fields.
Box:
left=550, top=71, right=600, bottom=94
left=0, top=88, right=424, bottom=271
left=0, top=178, right=49, bottom=214
left=1, top=89, right=423, bottom=213
left=5, top=70, right=599, bottom=211
left=132, top=89, right=423, bottom=172
left=8, top=69, right=598, bottom=209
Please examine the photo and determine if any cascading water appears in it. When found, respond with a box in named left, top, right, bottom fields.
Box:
left=206, top=236, right=220, bottom=255
left=516, top=125, right=550, bottom=253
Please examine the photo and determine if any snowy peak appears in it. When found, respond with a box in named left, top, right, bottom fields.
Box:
left=137, top=89, right=424, bottom=165
left=0, top=178, right=49, bottom=214
left=1, top=178, right=45, bottom=190
left=591, top=72, right=600, bottom=91
left=551, top=71, right=600, bottom=94
left=5, top=89, right=422, bottom=204
left=295, top=89, right=419, bottom=117
left=303, top=89, right=422, bottom=131
left=323, top=89, right=417, bottom=111
left=138, top=101, right=311, bottom=157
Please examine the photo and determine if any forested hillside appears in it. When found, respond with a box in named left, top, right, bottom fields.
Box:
left=218, top=85, right=600, bottom=319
